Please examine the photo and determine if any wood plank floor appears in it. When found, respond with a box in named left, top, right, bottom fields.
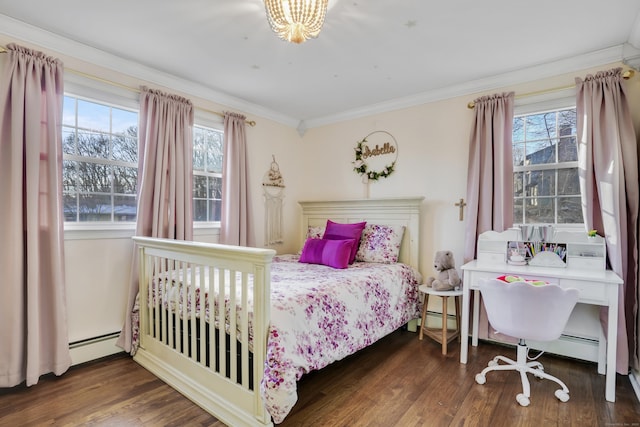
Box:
left=1, top=329, right=639, bottom=426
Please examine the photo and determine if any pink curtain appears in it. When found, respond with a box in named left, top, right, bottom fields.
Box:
left=0, top=43, right=71, bottom=386
left=220, top=112, right=254, bottom=246
left=116, top=87, right=194, bottom=353
left=463, top=92, right=515, bottom=341
left=576, top=67, right=639, bottom=374
left=463, top=92, right=515, bottom=262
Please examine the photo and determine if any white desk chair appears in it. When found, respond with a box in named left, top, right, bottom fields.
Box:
left=474, top=278, right=579, bottom=407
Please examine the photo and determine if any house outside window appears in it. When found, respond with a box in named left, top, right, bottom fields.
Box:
left=512, top=106, right=584, bottom=225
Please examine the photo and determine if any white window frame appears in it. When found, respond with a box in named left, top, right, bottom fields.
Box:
left=63, top=74, right=224, bottom=240
left=512, top=90, right=584, bottom=231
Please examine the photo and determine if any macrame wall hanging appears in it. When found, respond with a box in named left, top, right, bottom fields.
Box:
left=262, top=155, right=285, bottom=245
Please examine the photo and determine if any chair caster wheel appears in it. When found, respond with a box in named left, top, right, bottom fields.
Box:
left=475, top=374, right=486, bottom=385
left=516, top=393, right=530, bottom=407
left=555, top=389, right=570, bottom=402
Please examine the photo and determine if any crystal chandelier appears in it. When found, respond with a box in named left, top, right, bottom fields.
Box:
left=264, top=0, right=329, bottom=44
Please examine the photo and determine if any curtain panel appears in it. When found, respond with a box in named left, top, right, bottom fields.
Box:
left=463, top=92, right=515, bottom=263
left=220, top=112, right=254, bottom=247
left=0, top=43, right=71, bottom=386
left=463, top=92, right=515, bottom=342
left=116, top=87, right=194, bottom=354
left=576, top=67, right=639, bottom=373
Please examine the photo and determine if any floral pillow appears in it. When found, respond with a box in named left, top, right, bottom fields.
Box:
left=306, top=225, right=326, bottom=240
left=355, top=224, right=405, bottom=263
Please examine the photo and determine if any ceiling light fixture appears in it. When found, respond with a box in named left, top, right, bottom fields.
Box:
left=263, top=0, right=328, bottom=44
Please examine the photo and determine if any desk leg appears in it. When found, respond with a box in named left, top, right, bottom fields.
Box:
left=597, top=325, right=606, bottom=375
left=460, top=279, right=470, bottom=364
left=605, top=287, right=618, bottom=402
left=472, top=289, right=480, bottom=347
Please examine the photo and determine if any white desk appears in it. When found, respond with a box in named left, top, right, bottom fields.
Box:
left=460, top=260, right=623, bottom=402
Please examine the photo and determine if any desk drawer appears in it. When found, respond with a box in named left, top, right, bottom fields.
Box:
left=560, top=279, right=607, bottom=304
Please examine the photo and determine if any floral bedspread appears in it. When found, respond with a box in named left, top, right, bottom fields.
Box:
left=131, top=255, right=422, bottom=424
left=264, top=255, right=421, bottom=423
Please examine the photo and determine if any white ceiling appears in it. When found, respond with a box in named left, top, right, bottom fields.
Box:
left=1, top=0, right=640, bottom=130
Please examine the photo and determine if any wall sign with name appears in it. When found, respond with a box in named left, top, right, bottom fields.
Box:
left=352, top=131, right=398, bottom=182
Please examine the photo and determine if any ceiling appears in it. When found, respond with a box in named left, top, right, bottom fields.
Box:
left=1, top=0, right=640, bottom=131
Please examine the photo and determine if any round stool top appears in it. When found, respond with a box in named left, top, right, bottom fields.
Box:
left=419, top=284, right=463, bottom=296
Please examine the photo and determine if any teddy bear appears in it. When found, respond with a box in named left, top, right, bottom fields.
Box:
left=425, top=250, right=462, bottom=291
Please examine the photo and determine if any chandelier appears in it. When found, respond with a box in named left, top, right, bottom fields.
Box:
left=263, top=0, right=329, bottom=44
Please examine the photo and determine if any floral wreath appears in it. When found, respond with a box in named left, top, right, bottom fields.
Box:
left=352, top=133, right=397, bottom=181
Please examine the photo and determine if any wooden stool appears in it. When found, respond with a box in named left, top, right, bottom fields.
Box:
left=418, top=285, right=462, bottom=355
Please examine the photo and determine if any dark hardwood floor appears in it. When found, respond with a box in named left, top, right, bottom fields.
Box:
left=1, top=330, right=639, bottom=426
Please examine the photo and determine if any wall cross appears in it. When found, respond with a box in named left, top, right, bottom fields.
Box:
left=455, top=198, right=467, bottom=221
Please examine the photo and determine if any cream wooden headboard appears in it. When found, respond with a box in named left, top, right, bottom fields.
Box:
left=298, top=197, right=424, bottom=269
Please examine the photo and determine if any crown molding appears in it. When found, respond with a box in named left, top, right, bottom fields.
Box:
left=0, top=14, right=628, bottom=132
left=0, top=14, right=300, bottom=129
left=303, top=45, right=625, bottom=129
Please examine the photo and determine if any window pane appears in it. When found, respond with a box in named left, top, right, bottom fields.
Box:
left=513, top=143, right=526, bottom=167
left=557, top=197, right=582, bottom=223
left=209, top=199, right=222, bottom=222
left=63, top=160, right=78, bottom=192
left=63, top=194, right=77, bottom=222
left=77, top=162, right=110, bottom=192
left=77, top=130, right=109, bottom=159
left=513, top=171, right=524, bottom=197
left=526, top=113, right=557, bottom=139
left=558, top=109, right=576, bottom=135
left=525, top=170, right=555, bottom=197
left=62, top=128, right=76, bottom=155
left=194, top=175, right=207, bottom=198
left=193, top=199, right=208, bottom=221
left=113, top=166, right=137, bottom=194
left=112, top=131, right=138, bottom=162
left=513, top=116, right=524, bottom=143
left=525, top=140, right=555, bottom=165
left=558, top=136, right=577, bottom=162
left=114, top=195, right=137, bottom=222
left=557, top=168, right=580, bottom=195
left=209, top=176, right=222, bottom=198
left=63, top=96, right=76, bottom=126
left=77, top=100, right=110, bottom=132
left=524, top=197, right=554, bottom=223
left=111, top=108, right=138, bottom=134
left=79, top=194, right=112, bottom=221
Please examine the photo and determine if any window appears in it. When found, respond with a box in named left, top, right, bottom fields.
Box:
left=63, top=91, right=224, bottom=227
left=193, top=125, right=223, bottom=222
left=512, top=107, right=583, bottom=225
left=62, top=95, right=138, bottom=222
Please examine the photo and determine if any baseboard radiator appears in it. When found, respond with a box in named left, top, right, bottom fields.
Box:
left=69, top=332, right=124, bottom=366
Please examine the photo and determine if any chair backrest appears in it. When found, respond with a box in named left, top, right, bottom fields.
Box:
left=478, top=278, right=580, bottom=342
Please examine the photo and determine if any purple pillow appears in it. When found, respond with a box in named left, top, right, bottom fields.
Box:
left=322, top=220, right=367, bottom=264
left=299, top=238, right=355, bottom=269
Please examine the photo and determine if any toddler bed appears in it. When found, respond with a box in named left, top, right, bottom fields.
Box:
left=131, top=197, right=424, bottom=426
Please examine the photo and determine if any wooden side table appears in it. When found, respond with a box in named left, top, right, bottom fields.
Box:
left=418, top=285, right=462, bottom=355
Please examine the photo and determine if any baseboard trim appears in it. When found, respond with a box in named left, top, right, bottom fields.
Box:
left=69, top=333, right=124, bottom=366
left=630, top=370, right=640, bottom=404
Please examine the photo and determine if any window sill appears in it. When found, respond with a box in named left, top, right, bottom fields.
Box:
left=64, top=223, right=220, bottom=241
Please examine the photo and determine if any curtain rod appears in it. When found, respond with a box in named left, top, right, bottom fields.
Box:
left=0, top=44, right=256, bottom=126
left=467, top=69, right=635, bottom=109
